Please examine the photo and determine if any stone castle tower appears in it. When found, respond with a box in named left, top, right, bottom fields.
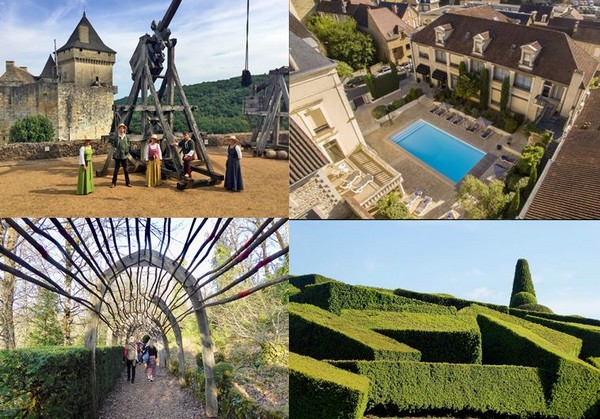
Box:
left=0, top=12, right=116, bottom=142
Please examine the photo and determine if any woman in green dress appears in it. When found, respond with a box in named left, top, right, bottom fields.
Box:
left=76, top=139, right=95, bottom=195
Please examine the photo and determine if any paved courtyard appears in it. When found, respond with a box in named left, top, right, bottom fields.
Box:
left=354, top=78, right=528, bottom=218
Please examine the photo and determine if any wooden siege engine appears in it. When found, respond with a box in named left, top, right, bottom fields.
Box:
left=97, top=0, right=224, bottom=188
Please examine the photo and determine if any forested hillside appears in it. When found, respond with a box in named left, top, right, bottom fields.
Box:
left=115, top=74, right=270, bottom=134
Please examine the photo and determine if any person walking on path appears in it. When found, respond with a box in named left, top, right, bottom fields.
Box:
left=76, top=139, right=95, bottom=195
left=224, top=135, right=243, bottom=192
left=146, top=340, right=158, bottom=382
left=124, top=340, right=138, bottom=384
left=144, top=134, right=163, bottom=187
left=111, top=123, right=132, bottom=188
left=174, top=132, right=195, bottom=179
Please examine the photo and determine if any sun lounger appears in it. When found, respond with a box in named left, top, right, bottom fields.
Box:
left=439, top=209, right=460, bottom=220
left=402, top=190, right=423, bottom=206
left=429, top=105, right=440, bottom=114
left=480, top=128, right=493, bottom=140
left=434, top=108, right=446, bottom=117
left=331, top=161, right=351, bottom=177
left=351, top=174, right=374, bottom=194
left=340, top=170, right=362, bottom=190
left=445, top=112, right=456, bottom=122
left=414, top=196, right=432, bottom=217
left=452, top=115, right=464, bottom=126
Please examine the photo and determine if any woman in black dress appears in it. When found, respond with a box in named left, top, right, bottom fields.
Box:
left=224, top=136, right=243, bottom=192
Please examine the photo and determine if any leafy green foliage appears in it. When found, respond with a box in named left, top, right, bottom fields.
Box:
left=371, top=105, right=388, bottom=119
left=503, top=117, right=519, bottom=133
left=289, top=273, right=337, bottom=289
left=290, top=353, right=369, bottom=419
left=525, top=315, right=600, bottom=359
left=331, top=359, right=548, bottom=417
left=506, top=187, right=521, bottom=219
left=511, top=259, right=536, bottom=305
left=457, top=176, right=512, bottom=219
left=517, top=145, right=544, bottom=176
left=510, top=308, right=600, bottom=328
left=336, top=61, right=354, bottom=79
left=377, top=192, right=410, bottom=219
left=0, top=346, right=122, bottom=418
left=548, top=358, right=600, bottom=419
left=511, top=291, right=538, bottom=307
left=455, top=67, right=480, bottom=100
left=306, top=14, right=375, bottom=70
left=500, top=76, right=510, bottom=115
left=289, top=303, right=421, bottom=361
left=367, top=72, right=400, bottom=99
left=517, top=304, right=554, bottom=313
left=9, top=114, right=54, bottom=143
left=479, top=68, right=490, bottom=109
left=526, top=165, right=538, bottom=197
left=394, top=287, right=509, bottom=313
left=27, top=288, right=63, bottom=347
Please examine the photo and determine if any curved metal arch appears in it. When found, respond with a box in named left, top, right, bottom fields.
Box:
left=151, top=296, right=186, bottom=379
left=85, top=249, right=217, bottom=417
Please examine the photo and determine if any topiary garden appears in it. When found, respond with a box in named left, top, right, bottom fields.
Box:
left=289, top=259, right=600, bottom=419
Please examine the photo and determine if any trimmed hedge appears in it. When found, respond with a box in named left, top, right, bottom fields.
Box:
left=340, top=310, right=481, bottom=363
left=588, top=357, right=600, bottom=369
left=0, top=346, right=122, bottom=418
left=525, top=315, right=600, bottom=359
left=510, top=291, right=537, bottom=307
left=548, top=358, right=600, bottom=419
left=510, top=259, right=536, bottom=304
left=460, top=305, right=582, bottom=358
left=517, top=303, right=554, bottom=313
left=290, top=303, right=421, bottom=361
left=289, top=353, right=369, bottom=419
left=291, top=281, right=455, bottom=315
left=394, top=287, right=509, bottom=313
left=289, top=274, right=337, bottom=289
left=330, top=360, right=548, bottom=418
left=510, top=308, right=600, bottom=328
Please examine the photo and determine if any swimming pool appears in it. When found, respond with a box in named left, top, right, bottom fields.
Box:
left=391, top=120, right=485, bottom=183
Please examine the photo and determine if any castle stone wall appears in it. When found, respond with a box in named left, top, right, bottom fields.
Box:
left=57, top=49, right=115, bottom=86
left=57, top=84, right=114, bottom=141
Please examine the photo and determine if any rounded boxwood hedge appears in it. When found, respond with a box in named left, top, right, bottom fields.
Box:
left=517, top=304, right=554, bottom=313
left=510, top=291, right=538, bottom=308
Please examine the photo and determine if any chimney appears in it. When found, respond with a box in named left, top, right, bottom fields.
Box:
left=20, top=66, right=28, bottom=72
left=6, top=61, right=15, bottom=71
left=394, top=4, right=398, bottom=14
left=393, top=25, right=399, bottom=34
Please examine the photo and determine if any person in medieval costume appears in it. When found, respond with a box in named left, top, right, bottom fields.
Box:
left=224, top=135, right=243, bottom=192
left=111, top=123, right=132, bottom=188
left=144, top=134, right=163, bottom=187
left=174, top=132, right=195, bottom=179
left=76, top=139, right=95, bottom=195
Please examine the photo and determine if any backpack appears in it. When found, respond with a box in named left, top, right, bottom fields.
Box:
left=142, top=346, right=149, bottom=363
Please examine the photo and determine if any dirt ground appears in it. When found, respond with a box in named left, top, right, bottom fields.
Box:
left=0, top=147, right=288, bottom=218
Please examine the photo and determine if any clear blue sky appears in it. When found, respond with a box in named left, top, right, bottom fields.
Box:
left=0, top=0, right=287, bottom=92
left=290, top=221, right=600, bottom=320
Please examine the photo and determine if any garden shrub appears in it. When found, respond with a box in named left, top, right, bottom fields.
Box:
left=220, top=383, right=288, bottom=419
left=460, top=305, right=582, bottom=358
left=525, top=315, right=600, bottom=359
left=510, top=291, right=537, bottom=307
left=340, top=310, right=481, bottom=363
left=517, top=303, right=554, bottom=313
left=510, top=258, right=536, bottom=305
left=0, top=346, right=122, bottom=418
left=547, top=358, right=600, bottom=419
left=213, top=361, right=234, bottom=389
left=289, top=303, right=421, bottom=361
left=169, top=357, right=180, bottom=376
left=290, top=353, right=369, bottom=419
left=588, top=357, right=600, bottom=369
left=509, top=308, right=600, bottom=328
left=290, top=281, right=455, bottom=315
left=371, top=72, right=399, bottom=99
left=392, top=99, right=404, bottom=109
left=372, top=105, right=388, bottom=119
left=503, top=117, right=519, bottom=133
left=330, top=360, right=548, bottom=418
left=289, top=274, right=337, bottom=289
left=9, top=114, right=55, bottom=143
left=393, top=287, right=509, bottom=313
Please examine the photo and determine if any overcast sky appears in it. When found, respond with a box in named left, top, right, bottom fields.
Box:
left=290, top=221, right=600, bottom=320
left=0, top=0, right=288, bottom=95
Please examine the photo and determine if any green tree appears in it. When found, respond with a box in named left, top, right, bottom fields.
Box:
left=517, top=146, right=544, bottom=176
left=455, top=70, right=479, bottom=101
left=479, top=68, right=490, bottom=109
left=500, top=76, right=510, bottom=115
left=335, top=61, right=354, bottom=79
left=525, top=165, right=538, bottom=197
left=307, top=14, right=375, bottom=70
left=377, top=192, right=410, bottom=219
left=9, top=114, right=54, bottom=143
left=510, top=259, right=537, bottom=308
left=27, top=288, right=63, bottom=347
left=457, top=175, right=511, bottom=219
left=365, top=72, right=377, bottom=98
left=506, top=187, right=520, bottom=219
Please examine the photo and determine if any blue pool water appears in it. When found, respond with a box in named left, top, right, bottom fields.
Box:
left=391, top=120, right=485, bottom=183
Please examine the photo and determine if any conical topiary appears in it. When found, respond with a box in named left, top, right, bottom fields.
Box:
left=510, top=259, right=536, bottom=308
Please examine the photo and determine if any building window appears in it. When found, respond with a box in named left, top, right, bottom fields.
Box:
left=419, top=50, right=429, bottom=59
left=450, top=74, right=458, bottom=89
left=473, top=40, right=483, bottom=54
left=323, top=139, right=344, bottom=163
left=406, top=44, right=411, bottom=50
left=541, top=81, right=552, bottom=98
left=305, top=108, right=330, bottom=134
left=514, top=73, right=532, bottom=91
left=435, top=32, right=445, bottom=45
left=493, top=67, right=509, bottom=81
left=435, top=49, right=446, bottom=64
left=471, top=60, right=484, bottom=74
left=522, top=52, right=533, bottom=67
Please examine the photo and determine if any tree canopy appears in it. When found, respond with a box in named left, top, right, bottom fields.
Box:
left=377, top=192, right=410, bottom=219
left=457, top=176, right=512, bottom=219
left=9, top=114, right=55, bottom=143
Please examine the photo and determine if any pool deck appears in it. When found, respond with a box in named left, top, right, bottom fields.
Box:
left=356, top=85, right=528, bottom=218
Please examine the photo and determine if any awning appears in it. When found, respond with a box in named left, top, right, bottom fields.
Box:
left=432, top=69, right=447, bottom=81
left=416, top=64, right=430, bottom=75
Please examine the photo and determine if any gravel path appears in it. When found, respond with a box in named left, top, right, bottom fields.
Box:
left=99, top=367, right=206, bottom=419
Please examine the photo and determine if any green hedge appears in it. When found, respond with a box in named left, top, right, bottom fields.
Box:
left=290, top=303, right=420, bottom=361
left=340, top=310, right=481, bottom=363
left=289, top=274, right=337, bottom=289
left=510, top=308, right=600, bottom=327
left=0, top=346, right=122, bottom=418
left=510, top=291, right=537, bottom=307
left=330, top=360, right=548, bottom=417
left=525, top=315, right=600, bottom=359
left=588, top=357, right=600, bottom=369
left=548, top=358, right=600, bottom=419
left=290, top=281, right=455, bottom=315
left=460, top=305, right=582, bottom=358
left=394, top=287, right=509, bottom=313
left=290, top=353, right=369, bottom=419
left=516, top=303, right=554, bottom=313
